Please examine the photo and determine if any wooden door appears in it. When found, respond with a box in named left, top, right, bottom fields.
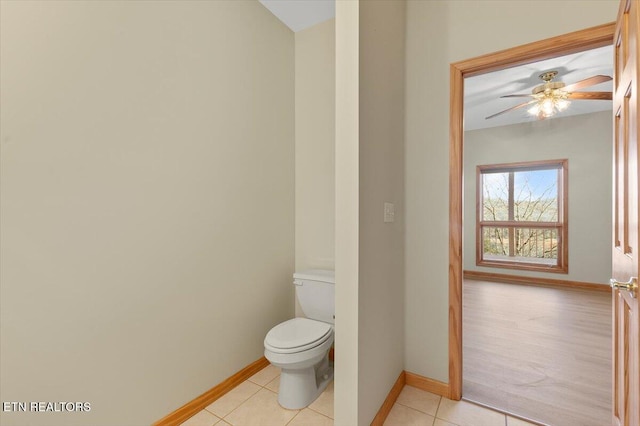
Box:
left=612, top=1, right=640, bottom=425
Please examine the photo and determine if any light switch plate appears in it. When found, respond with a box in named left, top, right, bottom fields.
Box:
left=384, top=202, right=395, bottom=223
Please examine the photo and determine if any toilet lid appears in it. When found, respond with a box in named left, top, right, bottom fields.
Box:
left=265, top=318, right=332, bottom=352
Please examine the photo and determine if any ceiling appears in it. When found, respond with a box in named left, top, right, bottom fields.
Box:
left=259, top=0, right=334, bottom=32
left=465, top=45, right=613, bottom=131
left=257, top=2, right=612, bottom=132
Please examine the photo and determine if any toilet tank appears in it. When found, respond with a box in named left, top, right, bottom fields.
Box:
left=294, top=269, right=335, bottom=324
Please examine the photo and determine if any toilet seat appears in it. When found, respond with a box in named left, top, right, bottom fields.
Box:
left=264, top=318, right=332, bottom=354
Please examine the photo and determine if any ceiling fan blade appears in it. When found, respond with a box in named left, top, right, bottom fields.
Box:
left=486, top=100, right=538, bottom=120
left=501, top=94, right=534, bottom=98
left=561, top=75, right=612, bottom=93
left=567, top=91, right=612, bottom=100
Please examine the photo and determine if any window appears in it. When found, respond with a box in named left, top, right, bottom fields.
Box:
left=477, top=159, right=568, bottom=273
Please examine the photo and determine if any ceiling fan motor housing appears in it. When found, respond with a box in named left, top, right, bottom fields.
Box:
left=533, top=71, right=566, bottom=95
left=533, top=81, right=566, bottom=95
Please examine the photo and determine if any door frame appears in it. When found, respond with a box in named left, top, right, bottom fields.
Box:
left=448, top=22, right=616, bottom=400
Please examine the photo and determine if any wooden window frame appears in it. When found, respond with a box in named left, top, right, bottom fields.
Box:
left=476, top=159, right=569, bottom=274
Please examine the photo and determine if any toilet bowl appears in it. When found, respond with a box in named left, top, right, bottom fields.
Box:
left=264, top=317, right=334, bottom=409
left=264, top=270, right=335, bottom=410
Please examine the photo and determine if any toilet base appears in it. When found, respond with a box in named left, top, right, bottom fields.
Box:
left=277, top=353, right=334, bottom=409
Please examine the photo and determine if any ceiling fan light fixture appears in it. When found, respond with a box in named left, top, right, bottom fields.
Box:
left=527, top=103, right=541, bottom=116
left=556, top=98, right=570, bottom=112
left=527, top=91, right=571, bottom=118
left=541, top=98, right=555, bottom=115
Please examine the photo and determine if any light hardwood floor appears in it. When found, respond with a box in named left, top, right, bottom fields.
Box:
left=463, top=279, right=612, bottom=426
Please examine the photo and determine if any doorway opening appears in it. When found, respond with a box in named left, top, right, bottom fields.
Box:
left=448, top=22, right=616, bottom=423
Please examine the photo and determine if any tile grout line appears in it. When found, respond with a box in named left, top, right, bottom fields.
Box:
left=241, top=376, right=304, bottom=426
left=307, top=405, right=334, bottom=420
left=205, top=381, right=262, bottom=423
left=433, top=395, right=444, bottom=422
left=261, top=368, right=334, bottom=422
left=283, top=408, right=302, bottom=426
left=392, top=400, right=438, bottom=421
left=188, top=366, right=276, bottom=426
left=240, top=369, right=334, bottom=425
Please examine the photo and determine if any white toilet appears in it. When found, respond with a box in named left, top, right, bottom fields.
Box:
left=264, top=269, right=334, bottom=409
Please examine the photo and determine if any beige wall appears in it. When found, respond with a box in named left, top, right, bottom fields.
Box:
left=335, top=1, right=406, bottom=424
left=464, top=112, right=612, bottom=285
left=404, top=0, right=618, bottom=382
left=358, top=0, right=406, bottom=423
left=335, top=0, right=360, bottom=423
left=0, top=2, right=294, bottom=425
left=295, top=19, right=335, bottom=273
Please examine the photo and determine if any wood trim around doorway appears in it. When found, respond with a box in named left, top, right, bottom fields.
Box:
left=448, top=22, right=615, bottom=401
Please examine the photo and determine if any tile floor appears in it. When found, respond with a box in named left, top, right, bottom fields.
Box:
left=180, top=363, right=539, bottom=426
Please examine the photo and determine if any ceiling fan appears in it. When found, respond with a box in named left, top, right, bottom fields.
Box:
left=485, top=70, right=612, bottom=120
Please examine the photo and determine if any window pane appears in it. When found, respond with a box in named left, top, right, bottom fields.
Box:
left=482, top=172, right=509, bottom=221
left=482, top=227, right=558, bottom=266
left=514, top=228, right=558, bottom=265
left=477, top=160, right=566, bottom=272
left=482, top=227, right=510, bottom=259
left=513, top=169, right=558, bottom=222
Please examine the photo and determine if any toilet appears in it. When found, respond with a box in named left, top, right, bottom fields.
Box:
left=264, top=269, right=334, bottom=410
